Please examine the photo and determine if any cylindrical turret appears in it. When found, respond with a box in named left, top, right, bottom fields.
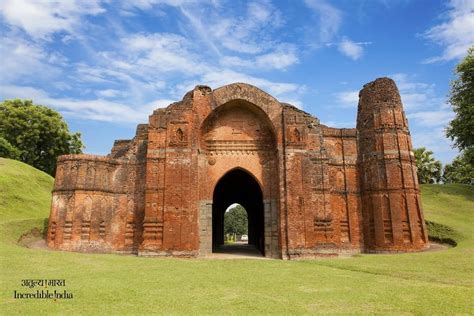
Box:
left=357, top=78, right=428, bottom=252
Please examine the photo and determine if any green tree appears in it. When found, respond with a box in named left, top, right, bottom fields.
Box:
left=447, top=46, right=474, bottom=151
left=0, top=136, right=21, bottom=159
left=224, top=204, right=248, bottom=236
left=414, top=147, right=442, bottom=184
left=442, top=148, right=474, bottom=184
left=0, top=99, right=83, bottom=175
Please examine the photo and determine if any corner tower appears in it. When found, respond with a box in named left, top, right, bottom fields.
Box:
left=357, top=78, right=428, bottom=252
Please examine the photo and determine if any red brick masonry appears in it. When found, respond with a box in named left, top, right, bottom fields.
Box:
left=47, top=78, right=428, bottom=259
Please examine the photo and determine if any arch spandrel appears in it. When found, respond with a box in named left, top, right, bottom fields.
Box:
left=211, top=83, right=283, bottom=129
left=200, top=99, right=276, bottom=149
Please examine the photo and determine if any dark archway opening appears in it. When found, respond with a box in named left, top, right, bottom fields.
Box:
left=212, top=169, right=265, bottom=255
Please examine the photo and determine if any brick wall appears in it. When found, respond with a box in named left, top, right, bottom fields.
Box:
left=47, top=79, right=428, bottom=258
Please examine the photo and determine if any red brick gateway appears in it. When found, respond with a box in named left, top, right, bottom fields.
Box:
left=47, top=77, right=429, bottom=259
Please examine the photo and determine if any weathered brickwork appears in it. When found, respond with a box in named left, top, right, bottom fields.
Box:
left=47, top=78, right=429, bottom=258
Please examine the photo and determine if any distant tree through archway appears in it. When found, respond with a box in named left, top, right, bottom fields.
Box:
left=224, top=204, right=248, bottom=242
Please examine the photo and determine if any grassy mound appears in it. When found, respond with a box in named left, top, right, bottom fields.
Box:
left=0, top=159, right=473, bottom=315
left=0, top=158, right=53, bottom=222
left=422, top=184, right=473, bottom=247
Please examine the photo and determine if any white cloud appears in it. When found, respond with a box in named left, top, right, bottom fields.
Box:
left=178, top=5, right=222, bottom=56
left=391, top=74, right=457, bottom=162
left=0, top=84, right=49, bottom=100
left=321, top=120, right=354, bottom=128
left=121, top=0, right=200, bottom=10
left=172, top=68, right=306, bottom=108
left=219, top=56, right=250, bottom=68
left=407, top=110, right=455, bottom=127
left=0, top=84, right=172, bottom=123
left=331, top=73, right=456, bottom=162
left=411, top=127, right=457, bottom=163
left=133, top=1, right=284, bottom=56
left=72, top=32, right=208, bottom=97
left=119, top=33, right=208, bottom=75
left=255, top=47, right=299, bottom=70
left=338, top=38, right=364, bottom=60
left=95, top=89, right=127, bottom=98
left=75, top=62, right=170, bottom=106
left=219, top=45, right=299, bottom=70
left=423, top=0, right=474, bottom=63
left=0, top=36, right=64, bottom=84
left=75, top=63, right=123, bottom=84
left=205, top=1, right=284, bottom=54
left=333, top=73, right=444, bottom=110
left=1, top=1, right=306, bottom=123
left=335, top=90, right=359, bottom=107
left=0, top=0, right=105, bottom=40
left=304, top=0, right=342, bottom=42
left=390, top=73, right=442, bottom=110
left=200, top=69, right=303, bottom=97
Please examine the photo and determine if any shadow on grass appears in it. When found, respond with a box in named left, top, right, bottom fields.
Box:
left=426, top=220, right=458, bottom=247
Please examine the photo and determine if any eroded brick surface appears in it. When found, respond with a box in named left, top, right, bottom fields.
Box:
left=47, top=78, right=428, bottom=258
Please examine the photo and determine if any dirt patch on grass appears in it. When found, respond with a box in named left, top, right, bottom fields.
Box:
left=27, top=238, right=49, bottom=249
left=425, top=241, right=451, bottom=252
left=17, top=223, right=49, bottom=250
left=17, top=227, right=43, bottom=246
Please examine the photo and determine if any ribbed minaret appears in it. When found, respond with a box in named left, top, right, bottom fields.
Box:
left=357, top=78, right=428, bottom=252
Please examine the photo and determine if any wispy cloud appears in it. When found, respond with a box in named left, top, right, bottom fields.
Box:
left=422, top=0, right=474, bottom=63
left=121, top=0, right=202, bottom=11
left=411, top=127, right=457, bottom=163
left=200, top=69, right=304, bottom=97
left=333, top=73, right=444, bottom=111
left=390, top=73, right=443, bottom=110
left=208, top=1, right=284, bottom=54
left=304, top=0, right=342, bottom=42
left=0, top=0, right=105, bottom=40
left=0, top=84, right=172, bottom=123
left=119, top=32, right=209, bottom=75
left=0, top=35, right=64, bottom=84
left=219, top=45, right=299, bottom=70
left=335, top=90, right=359, bottom=107
left=407, top=110, right=454, bottom=127
left=337, top=38, right=364, bottom=60
left=0, top=0, right=312, bottom=123
left=326, top=39, right=371, bottom=60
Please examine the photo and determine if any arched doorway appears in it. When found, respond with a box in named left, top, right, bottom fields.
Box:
left=212, top=169, right=265, bottom=255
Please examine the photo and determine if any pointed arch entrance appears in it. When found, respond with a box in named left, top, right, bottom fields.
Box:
left=198, top=96, right=281, bottom=258
left=212, top=168, right=265, bottom=255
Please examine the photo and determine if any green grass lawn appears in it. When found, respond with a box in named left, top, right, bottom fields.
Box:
left=1, top=157, right=473, bottom=315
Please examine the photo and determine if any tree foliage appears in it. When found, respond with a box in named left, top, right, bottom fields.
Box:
left=442, top=148, right=474, bottom=185
left=0, top=99, right=83, bottom=175
left=224, top=204, right=248, bottom=236
left=0, top=136, right=21, bottom=159
left=414, top=147, right=442, bottom=184
left=447, top=46, right=474, bottom=151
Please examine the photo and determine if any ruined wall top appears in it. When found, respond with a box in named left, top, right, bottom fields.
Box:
left=358, top=77, right=402, bottom=108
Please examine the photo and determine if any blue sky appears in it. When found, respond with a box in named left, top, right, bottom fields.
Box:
left=1, top=0, right=473, bottom=163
